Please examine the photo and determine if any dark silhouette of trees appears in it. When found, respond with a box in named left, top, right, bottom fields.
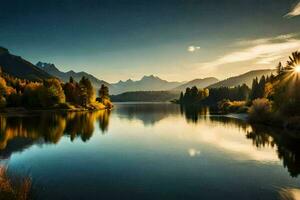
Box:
left=98, top=84, right=109, bottom=100
left=179, top=85, right=249, bottom=106
left=276, top=62, right=284, bottom=75
left=249, top=76, right=268, bottom=100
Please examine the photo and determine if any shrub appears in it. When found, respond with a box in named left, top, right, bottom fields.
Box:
left=248, top=98, right=272, bottom=123
left=218, top=99, right=247, bottom=113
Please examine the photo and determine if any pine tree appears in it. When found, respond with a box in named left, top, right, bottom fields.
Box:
left=276, top=62, right=284, bottom=75
left=250, top=77, right=259, bottom=100
left=179, top=92, right=184, bottom=103
left=258, top=75, right=266, bottom=98
left=69, top=76, right=74, bottom=83
left=98, top=84, right=109, bottom=101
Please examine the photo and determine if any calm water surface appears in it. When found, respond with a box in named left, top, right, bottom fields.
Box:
left=0, top=103, right=300, bottom=200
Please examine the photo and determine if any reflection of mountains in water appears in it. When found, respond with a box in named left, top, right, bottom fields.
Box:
left=0, top=110, right=111, bottom=159
left=115, top=103, right=181, bottom=126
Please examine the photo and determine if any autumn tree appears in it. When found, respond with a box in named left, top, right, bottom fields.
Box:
left=39, top=79, right=65, bottom=107
left=78, top=76, right=94, bottom=106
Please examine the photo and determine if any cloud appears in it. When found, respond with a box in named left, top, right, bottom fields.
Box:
left=285, top=1, right=300, bottom=18
left=235, top=34, right=296, bottom=46
left=199, top=33, right=300, bottom=69
left=188, top=46, right=200, bottom=52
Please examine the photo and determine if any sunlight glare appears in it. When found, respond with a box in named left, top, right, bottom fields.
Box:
left=295, top=65, right=300, bottom=73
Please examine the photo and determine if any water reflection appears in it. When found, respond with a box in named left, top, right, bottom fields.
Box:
left=247, top=125, right=300, bottom=178
left=0, top=103, right=300, bottom=180
left=0, top=110, right=111, bottom=159
left=180, top=105, right=210, bottom=123
left=115, top=103, right=180, bottom=126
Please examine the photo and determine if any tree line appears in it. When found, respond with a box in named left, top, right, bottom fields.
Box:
left=177, top=51, right=300, bottom=129
left=178, top=84, right=250, bottom=105
left=0, top=67, right=112, bottom=109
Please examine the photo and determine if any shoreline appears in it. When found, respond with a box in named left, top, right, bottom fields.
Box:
left=0, top=106, right=112, bottom=117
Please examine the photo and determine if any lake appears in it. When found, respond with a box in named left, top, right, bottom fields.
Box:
left=0, top=103, right=300, bottom=200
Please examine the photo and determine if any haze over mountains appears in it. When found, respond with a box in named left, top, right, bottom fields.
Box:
left=0, top=47, right=276, bottom=96
left=173, top=77, right=219, bottom=91
left=112, top=75, right=184, bottom=94
left=208, top=69, right=276, bottom=88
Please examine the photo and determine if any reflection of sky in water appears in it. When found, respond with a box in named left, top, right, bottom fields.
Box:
left=1, top=103, right=300, bottom=200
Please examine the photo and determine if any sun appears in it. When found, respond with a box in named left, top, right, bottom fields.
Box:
left=295, top=65, right=300, bottom=73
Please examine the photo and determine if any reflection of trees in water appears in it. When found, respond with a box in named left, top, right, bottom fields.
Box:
left=182, top=105, right=300, bottom=178
left=180, top=105, right=210, bottom=123
left=246, top=125, right=300, bottom=178
left=98, top=110, right=111, bottom=133
left=0, top=110, right=111, bottom=155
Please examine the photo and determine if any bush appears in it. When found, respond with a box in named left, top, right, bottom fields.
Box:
left=248, top=98, right=272, bottom=123
left=218, top=99, right=247, bottom=113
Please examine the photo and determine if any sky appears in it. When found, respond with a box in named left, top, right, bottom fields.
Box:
left=1, top=0, right=300, bottom=83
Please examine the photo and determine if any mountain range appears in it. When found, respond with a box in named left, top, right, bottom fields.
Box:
left=0, top=47, right=276, bottom=95
left=36, top=62, right=113, bottom=92
left=111, top=75, right=184, bottom=94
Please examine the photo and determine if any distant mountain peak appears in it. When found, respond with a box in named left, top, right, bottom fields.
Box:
left=36, top=62, right=60, bottom=72
left=112, top=75, right=183, bottom=94
left=141, top=75, right=161, bottom=81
